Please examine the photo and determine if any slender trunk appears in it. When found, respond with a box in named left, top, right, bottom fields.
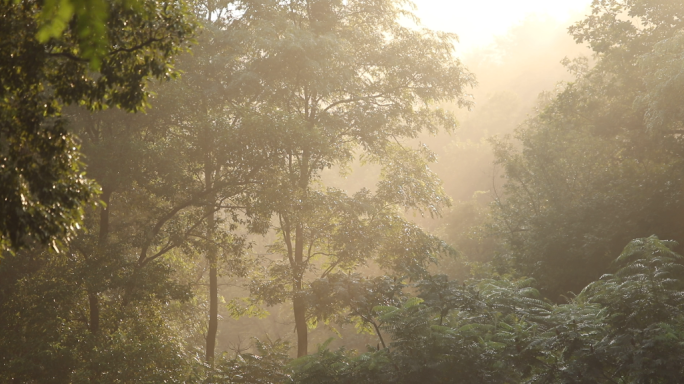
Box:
left=203, top=4, right=219, bottom=368
left=293, top=148, right=310, bottom=357
left=371, top=320, right=386, bottom=349
left=294, top=221, right=307, bottom=357
left=204, top=124, right=218, bottom=365
left=206, top=210, right=218, bottom=363
left=293, top=290, right=307, bottom=357
left=89, top=187, right=111, bottom=334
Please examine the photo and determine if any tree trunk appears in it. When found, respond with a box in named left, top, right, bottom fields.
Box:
left=294, top=221, right=307, bottom=357
left=293, top=147, right=310, bottom=357
left=205, top=214, right=218, bottom=363
left=88, top=292, right=100, bottom=334
left=89, top=186, right=111, bottom=334
left=204, top=127, right=218, bottom=364
left=293, top=290, right=307, bottom=357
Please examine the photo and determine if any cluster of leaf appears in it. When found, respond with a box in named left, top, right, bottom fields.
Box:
left=0, top=0, right=195, bottom=251
left=489, top=0, right=684, bottom=300
left=209, top=338, right=294, bottom=384
left=293, top=236, right=684, bottom=383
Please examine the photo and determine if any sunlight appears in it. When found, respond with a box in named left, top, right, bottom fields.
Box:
left=412, top=0, right=592, bottom=51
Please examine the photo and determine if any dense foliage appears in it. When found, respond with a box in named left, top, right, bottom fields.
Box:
left=0, top=0, right=194, bottom=251
left=293, top=236, right=684, bottom=383
left=491, top=0, right=684, bottom=300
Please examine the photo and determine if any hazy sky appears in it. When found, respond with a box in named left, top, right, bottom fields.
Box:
left=411, top=0, right=592, bottom=52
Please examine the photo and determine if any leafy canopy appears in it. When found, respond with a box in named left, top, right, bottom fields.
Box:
left=0, top=0, right=195, bottom=252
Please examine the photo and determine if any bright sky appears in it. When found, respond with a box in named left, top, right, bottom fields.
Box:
left=411, top=0, right=592, bottom=51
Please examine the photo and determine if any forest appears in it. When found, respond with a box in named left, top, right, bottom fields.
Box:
left=2, top=0, right=684, bottom=382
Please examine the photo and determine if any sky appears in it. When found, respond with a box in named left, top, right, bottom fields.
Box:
left=410, top=0, right=593, bottom=52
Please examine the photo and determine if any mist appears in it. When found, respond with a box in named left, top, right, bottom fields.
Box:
left=4, top=0, right=684, bottom=382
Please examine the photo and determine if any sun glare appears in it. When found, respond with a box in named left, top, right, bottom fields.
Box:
left=411, top=0, right=592, bottom=51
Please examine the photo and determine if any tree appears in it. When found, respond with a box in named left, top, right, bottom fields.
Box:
left=489, top=0, right=684, bottom=300
left=71, top=78, right=274, bottom=368
left=228, top=0, right=474, bottom=356
left=0, top=105, right=206, bottom=382
left=138, top=3, right=287, bottom=363
left=0, top=0, right=194, bottom=252
left=0, top=44, right=277, bottom=377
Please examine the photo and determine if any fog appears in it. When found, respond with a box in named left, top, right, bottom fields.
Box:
left=7, top=0, right=684, bottom=381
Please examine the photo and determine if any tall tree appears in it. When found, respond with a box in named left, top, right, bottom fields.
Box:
left=130, top=5, right=282, bottom=362
left=0, top=45, right=274, bottom=377
left=0, top=108, right=202, bottom=382
left=0, top=0, right=194, bottom=252
left=490, top=0, right=684, bottom=299
left=230, top=0, right=474, bottom=356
